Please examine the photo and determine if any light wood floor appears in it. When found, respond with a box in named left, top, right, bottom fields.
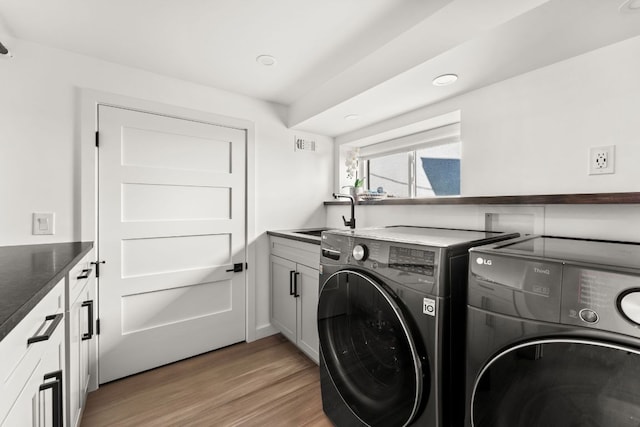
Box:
left=82, top=334, right=333, bottom=427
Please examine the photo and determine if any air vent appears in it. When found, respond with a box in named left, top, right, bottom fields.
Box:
left=294, top=136, right=316, bottom=152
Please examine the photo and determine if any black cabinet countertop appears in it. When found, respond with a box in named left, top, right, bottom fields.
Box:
left=0, top=241, right=93, bottom=343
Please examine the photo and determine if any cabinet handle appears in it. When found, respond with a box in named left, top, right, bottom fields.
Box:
left=40, top=370, right=63, bottom=427
left=289, top=271, right=295, bottom=295
left=76, top=268, right=92, bottom=280
left=294, top=272, right=300, bottom=298
left=82, top=300, right=94, bottom=340
left=27, top=313, right=63, bottom=345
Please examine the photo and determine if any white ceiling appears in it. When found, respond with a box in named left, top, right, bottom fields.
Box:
left=1, top=0, right=639, bottom=137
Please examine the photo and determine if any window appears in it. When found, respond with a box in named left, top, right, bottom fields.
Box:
left=368, top=151, right=411, bottom=197
left=366, top=140, right=461, bottom=197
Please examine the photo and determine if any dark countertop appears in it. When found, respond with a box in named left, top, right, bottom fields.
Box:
left=267, top=228, right=332, bottom=245
left=0, top=241, right=93, bottom=343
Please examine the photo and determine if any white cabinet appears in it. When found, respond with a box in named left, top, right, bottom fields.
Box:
left=271, top=255, right=298, bottom=342
left=66, top=250, right=97, bottom=427
left=269, top=236, right=320, bottom=363
left=0, top=279, right=66, bottom=427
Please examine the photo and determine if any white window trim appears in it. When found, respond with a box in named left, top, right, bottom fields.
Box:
left=359, top=123, right=460, bottom=160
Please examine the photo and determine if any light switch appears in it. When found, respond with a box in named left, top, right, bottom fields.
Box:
left=32, top=212, right=55, bottom=235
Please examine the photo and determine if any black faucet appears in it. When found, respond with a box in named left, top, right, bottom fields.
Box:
left=332, top=193, right=356, bottom=229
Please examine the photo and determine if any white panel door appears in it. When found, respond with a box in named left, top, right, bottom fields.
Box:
left=98, top=105, right=246, bottom=383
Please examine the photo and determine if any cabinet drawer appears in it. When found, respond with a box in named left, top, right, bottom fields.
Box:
left=0, top=278, right=65, bottom=420
left=67, top=249, right=95, bottom=306
left=270, top=236, right=320, bottom=269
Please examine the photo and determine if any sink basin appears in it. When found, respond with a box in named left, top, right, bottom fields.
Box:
left=291, top=228, right=330, bottom=237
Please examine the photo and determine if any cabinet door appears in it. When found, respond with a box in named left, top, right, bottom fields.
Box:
left=67, top=279, right=96, bottom=427
left=85, top=275, right=98, bottom=394
left=38, top=334, right=65, bottom=427
left=2, top=318, right=65, bottom=427
left=270, top=255, right=297, bottom=343
left=67, top=291, right=82, bottom=427
left=296, top=264, right=319, bottom=363
left=1, top=366, right=40, bottom=427
left=78, top=280, right=95, bottom=420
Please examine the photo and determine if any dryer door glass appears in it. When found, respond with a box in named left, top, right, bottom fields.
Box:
left=471, top=340, right=640, bottom=427
left=318, top=270, right=423, bottom=427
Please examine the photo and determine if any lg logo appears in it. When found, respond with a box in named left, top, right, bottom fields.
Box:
left=476, top=257, right=492, bottom=266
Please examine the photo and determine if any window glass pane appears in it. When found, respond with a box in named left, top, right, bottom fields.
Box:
left=416, top=142, right=461, bottom=197
left=368, top=152, right=409, bottom=197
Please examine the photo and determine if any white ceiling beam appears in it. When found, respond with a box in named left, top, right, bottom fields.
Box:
left=287, top=0, right=550, bottom=130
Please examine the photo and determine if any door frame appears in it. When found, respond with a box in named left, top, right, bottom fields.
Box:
left=79, top=89, right=258, bottom=358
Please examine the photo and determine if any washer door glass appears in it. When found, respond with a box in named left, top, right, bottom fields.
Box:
left=472, top=339, right=640, bottom=427
left=318, top=270, right=423, bottom=427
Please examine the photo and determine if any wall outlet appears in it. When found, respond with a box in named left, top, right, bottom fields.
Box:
left=589, top=145, right=615, bottom=175
left=33, top=212, right=55, bottom=235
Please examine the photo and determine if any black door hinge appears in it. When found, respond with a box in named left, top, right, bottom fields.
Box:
left=95, top=131, right=99, bottom=147
left=96, top=318, right=101, bottom=335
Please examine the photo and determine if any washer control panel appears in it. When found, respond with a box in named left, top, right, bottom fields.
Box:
left=389, top=246, right=435, bottom=276
left=321, top=232, right=440, bottom=293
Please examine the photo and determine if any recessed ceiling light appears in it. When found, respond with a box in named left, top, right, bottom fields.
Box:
left=344, top=114, right=360, bottom=121
left=432, top=74, right=458, bottom=86
left=256, top=55, right=277, bottom=66
left=620, top=0, right=640, bottom=12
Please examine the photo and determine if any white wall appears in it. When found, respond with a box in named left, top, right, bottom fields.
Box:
left=460, top=34, right=640, bottom=196
left=329, top=35, right=640, bottom=243
left=336, top=35, right=640, bottom=196
left=0, top=35, right=333, bottom=337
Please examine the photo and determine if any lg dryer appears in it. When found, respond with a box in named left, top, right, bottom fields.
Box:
left=467, top=235, right=640, bottom=427
left=318, top=226, right=518, bottom=427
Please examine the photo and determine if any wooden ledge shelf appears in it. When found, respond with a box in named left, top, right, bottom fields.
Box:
left=324, top=192, right=640, bottom=206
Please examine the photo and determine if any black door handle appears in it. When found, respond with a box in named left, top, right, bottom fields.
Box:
left=289, top=270, right=295, bottom=295
left=82, top=300, right=94, bottom=340
left=226, top=263, right=244, bottom=273
left=91, top=260, right=106, bottom=278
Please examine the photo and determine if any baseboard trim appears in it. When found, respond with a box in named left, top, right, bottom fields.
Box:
left=252, top=324, right=278, bottom=342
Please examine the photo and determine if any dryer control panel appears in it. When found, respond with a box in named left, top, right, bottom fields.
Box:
left=561, top=265, right=640, bottom=338
left=469, top=235, right=640, bottom=339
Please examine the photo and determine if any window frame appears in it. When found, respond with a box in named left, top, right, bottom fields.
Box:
left=356, top=122, right=461, bottom=199
left=364, top=142, right=460, bottom=198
